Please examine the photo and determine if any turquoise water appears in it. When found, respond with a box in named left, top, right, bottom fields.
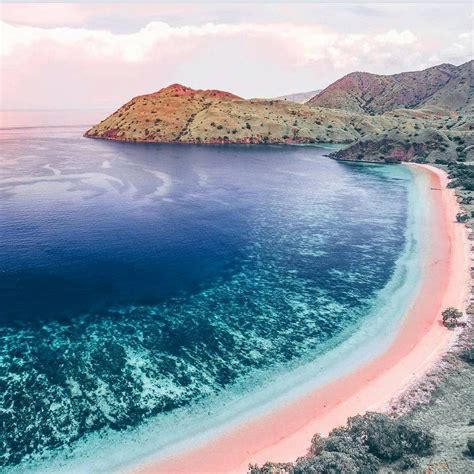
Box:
left=0, top=122, right=420, bottom=470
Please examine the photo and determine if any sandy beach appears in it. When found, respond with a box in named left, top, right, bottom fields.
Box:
left=132, top=164, right=470, bottom=474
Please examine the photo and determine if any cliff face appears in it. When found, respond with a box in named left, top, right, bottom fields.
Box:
left=307, top=61, right=473, bottom=114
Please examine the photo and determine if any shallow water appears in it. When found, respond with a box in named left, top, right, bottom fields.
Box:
left=0, top=120, right=413, bottom=469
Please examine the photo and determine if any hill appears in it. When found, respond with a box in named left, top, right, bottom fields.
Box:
left=307, top=61, right=473, bottom=114
left=84, top=83, right=373, bottom=144
left=84, top=84, right=462, bottom=146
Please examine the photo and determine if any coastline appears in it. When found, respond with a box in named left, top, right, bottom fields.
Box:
left=130, top=163, right=470, bottom=474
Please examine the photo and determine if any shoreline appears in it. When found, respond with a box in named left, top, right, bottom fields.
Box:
left=130, top=164, right=470, bottom=473
left=83, top=134, right=346, bottom=148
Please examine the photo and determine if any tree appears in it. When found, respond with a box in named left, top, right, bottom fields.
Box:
left=442, top=307, right=463, bottom=328
left=456, top=212, right=469, bottom=223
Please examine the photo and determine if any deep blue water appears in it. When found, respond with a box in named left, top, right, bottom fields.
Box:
left=0, top=123, right=412, bottom=468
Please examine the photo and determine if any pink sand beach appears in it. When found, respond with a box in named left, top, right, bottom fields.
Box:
left=132, top=164, right=470, bottom=474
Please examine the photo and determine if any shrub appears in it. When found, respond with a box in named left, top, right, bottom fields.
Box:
left=398, top=454, right=419, bottom=470
left=324, top=434, right=380, bottom=472
left=251, top=413, right=434, bottom=473
left=249, top=462, right=293, bottom=473
left=384, top=156, right=401, bottom=164
left=460, top=346, right=474, bottom=365
left=337, top=412, right=434, bottom=461
left=442, top=307, right=463, bottom=328
left=467, top=438, right=474, bottom=457
left=295, top=451, right=359, bottom=474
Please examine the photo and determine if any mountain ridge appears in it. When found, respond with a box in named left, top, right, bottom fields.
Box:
left=307, top=61, right=472, bottom=114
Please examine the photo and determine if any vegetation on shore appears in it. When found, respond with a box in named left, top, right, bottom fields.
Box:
left=249, top=332, right=474, bottom=474
left=442, top=307, right=465, bottom=329
left=404, top=339, right=474, bottom=472
left=249, top=412, right=435, bottom=473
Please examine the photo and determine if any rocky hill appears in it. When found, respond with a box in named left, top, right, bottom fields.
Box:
left=84, top=84, right=368, bottom=144
left=307, top=61, right=473, bottom=114
left=421, top=61, right=473, bottom=114
left=329, top=111, right=473, bottom=164
left=84, top=84, right=464, bottom=146
left=329, top=127, right=472, bottom=164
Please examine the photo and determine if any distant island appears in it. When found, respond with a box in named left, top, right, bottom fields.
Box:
left=85, top=60, right=473, bottom=164
left=273, top=89, right=321, bottom=103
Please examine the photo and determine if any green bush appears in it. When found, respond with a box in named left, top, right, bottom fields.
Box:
left=442, top=307, right=463, bottom=328
left=384, top=156, right=401, bottom=164
left=339, top=413, right=434, bottom=461
left=467, top=438, right=474, bottom=457
left=295, top=452, right=359, bottom=474
left=323, top=434, right=380, bottom=472
left=250, top=413, right=434, bottom=473
left=447, top=164, right=474, bottom=190
left=249, top=462, right=293, bottom=473
left=460, top=346, right=474, bottom=365
left=398, top=454, right=419, bottom=470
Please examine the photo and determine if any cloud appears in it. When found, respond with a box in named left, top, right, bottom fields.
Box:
left=427, top=31, right=473, bottom=65
left=0, top=20, right=419, bottom=66
left=0, top=15, right=471, bottom=109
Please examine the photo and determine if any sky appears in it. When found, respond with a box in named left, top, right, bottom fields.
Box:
left=0, top=2, right=472, bottom=110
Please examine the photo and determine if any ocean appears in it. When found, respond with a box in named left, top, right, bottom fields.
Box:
left=0, top=112, right=422, bottom=471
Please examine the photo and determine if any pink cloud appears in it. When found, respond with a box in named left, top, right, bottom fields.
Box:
left=0, top=4, right=471, bottom=110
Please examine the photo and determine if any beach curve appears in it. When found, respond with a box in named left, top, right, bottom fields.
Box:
left=131, top=163, right=470, bottom=474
